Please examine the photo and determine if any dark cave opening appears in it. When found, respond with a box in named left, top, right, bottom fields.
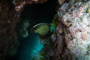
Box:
left=7, top=0, right=58, bottom=60
left=20, top=0, right=58, bottom=27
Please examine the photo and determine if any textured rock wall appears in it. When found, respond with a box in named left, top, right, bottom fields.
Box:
left=13, top=0, right=47, bottom=11
left=0, top=0, right=19, bottom=59
left=57, top=1, right=90, bottom=60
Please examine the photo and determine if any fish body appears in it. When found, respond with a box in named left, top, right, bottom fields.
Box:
left=33, top=23, right=50, bottom=36
left=32, top=22, right=56, bottom=36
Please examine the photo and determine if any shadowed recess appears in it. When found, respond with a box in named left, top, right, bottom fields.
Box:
left=7, top=0, right=57, bottom=60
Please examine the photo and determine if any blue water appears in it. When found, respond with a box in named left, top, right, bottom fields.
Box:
left=20, top=33, right=43, bottom=60
left=7, top=32, right=43, bottom=60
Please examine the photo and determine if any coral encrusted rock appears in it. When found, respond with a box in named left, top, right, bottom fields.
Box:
left=57, top=1, right=90, bottom=60
left=13, top=0, right=47, bottom=11
left=0, top=0, right=19, bottom=59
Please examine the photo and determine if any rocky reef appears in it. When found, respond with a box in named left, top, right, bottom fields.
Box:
left=0, top=0, right=19, bottom=60
left=32, top=0, right=90, bottom=60
left=1, top=0, right=90, bottom=60
left=13, top=0, right=47, bottom=11
left=0, top=0, right=49, bottom=59
left=56, top=0, right=90, bottom=60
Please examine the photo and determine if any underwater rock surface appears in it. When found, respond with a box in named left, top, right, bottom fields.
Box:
left=13, top=0, right=48, bottom=11
left=0, top=0, right=19, bottom=60
left=2, top=0, right=90, bottom=60
left=33, top=1, right=90, bottom=60
left=57, top=1, right=90, bottom=60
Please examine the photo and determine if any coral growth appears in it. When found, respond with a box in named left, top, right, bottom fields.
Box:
left=13, top=0, right=47, bottom=11
left=57, top=1, right=90, bottom=60
left=34, top=1, right=90, bottom=60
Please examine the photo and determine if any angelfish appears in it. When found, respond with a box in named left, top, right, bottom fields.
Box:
left=32, top=23, right=56, bottom=36
left=32, top=23, right=50, bottom=36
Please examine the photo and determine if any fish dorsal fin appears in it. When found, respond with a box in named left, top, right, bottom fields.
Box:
left=33, top=23, right=48, bottom=28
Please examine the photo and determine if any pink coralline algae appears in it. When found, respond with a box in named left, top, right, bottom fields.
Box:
left=57, top=1, right=90, bottom=60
